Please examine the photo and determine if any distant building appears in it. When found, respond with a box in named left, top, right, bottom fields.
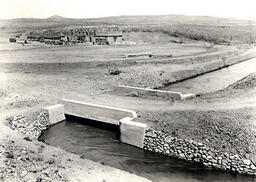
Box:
left=27, top=26, right=123, bottom=45
left=66, top=27, right=123, bottom=45
left=93, top=29, right=123, bottom=45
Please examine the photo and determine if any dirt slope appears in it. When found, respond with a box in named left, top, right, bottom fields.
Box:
left=138, top=73, right=256, bottom=161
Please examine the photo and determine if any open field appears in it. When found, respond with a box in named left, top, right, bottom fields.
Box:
left=0, top=42, right=210, bottom=63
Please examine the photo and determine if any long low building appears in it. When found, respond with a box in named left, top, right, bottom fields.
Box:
left=27, top=26, right=123, bottom=45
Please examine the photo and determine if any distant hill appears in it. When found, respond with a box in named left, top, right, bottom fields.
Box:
left=85, top=14, right=256, bottom=26
left=0, top=15, right=108, bottom=32
left=1, top=14, right=255, bottom=29
left=0, top=14, right=255, bottom=44
left=46, top=15, right=67, bottom=20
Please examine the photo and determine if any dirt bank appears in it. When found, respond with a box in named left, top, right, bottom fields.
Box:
left=138, top=73, right=256, bottom=173
left=0, top=40, right=255, bottom=180
left=113, top=45, right=255, bottom=89
left=0, top=112, right=150, bottom=182
left=144, top=129, right=256, bottom=176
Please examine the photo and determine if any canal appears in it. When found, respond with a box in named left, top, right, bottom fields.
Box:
left=164, top=58, right=256, bottom=94
left=39, top=118, right=255, bottom=182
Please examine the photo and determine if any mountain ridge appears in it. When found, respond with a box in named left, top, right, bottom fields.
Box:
left=1, top=14, right=255, bottom=31
left=1, top=14, right=255, bottom=25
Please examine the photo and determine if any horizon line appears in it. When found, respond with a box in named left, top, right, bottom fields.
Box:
left=1, top=13, right=256, bottom=22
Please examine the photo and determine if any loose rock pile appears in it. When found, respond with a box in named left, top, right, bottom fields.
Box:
left=144, top=129, right=256, bottom=176
left=8, top=112, right=49, bottom=139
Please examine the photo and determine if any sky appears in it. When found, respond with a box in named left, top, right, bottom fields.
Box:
left=0, top=0, right=256, bottom=20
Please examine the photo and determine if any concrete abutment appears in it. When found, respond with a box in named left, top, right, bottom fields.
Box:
left=44, top=99, right=147, bottom=148
left=43, top=104, right=65, bottom=125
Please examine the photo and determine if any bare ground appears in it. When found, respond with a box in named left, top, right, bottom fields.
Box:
left=0, top=118, right=150, bottom=182
left=138, top=73, right=256, bottom=161
left=0, top=40, right=255, bottom=181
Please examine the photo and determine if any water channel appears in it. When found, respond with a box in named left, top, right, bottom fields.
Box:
left=39, top=117, right=255, bottom=182
left=164, top=58, right=256, bottom=94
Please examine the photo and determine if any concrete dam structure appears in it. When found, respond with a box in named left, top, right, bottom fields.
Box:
left=44, top=99, right=147, bottom=148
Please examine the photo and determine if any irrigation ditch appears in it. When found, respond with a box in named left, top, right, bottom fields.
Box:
left=6, top=99, right=256, bottom=181
left=4, top=48, right=256, bottom=181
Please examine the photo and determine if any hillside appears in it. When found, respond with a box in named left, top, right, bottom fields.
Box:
left=0, top=16, right=109, bottom=33
left=1, top=14, right=256, bottom=43
left=1, top=14, right=256, bottom=29
left=86, top=14, right=256, bottom=26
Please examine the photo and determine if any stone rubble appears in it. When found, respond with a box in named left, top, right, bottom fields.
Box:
left=144, top=129, right=256, bottom=176
left=7, top=111, right=49, bottom=139
left=7, top=110, right=256, bottom=177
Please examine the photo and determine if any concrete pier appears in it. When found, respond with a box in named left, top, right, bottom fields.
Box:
left=44, top=104, right=65, bottom=125
left=120, top=117, right=147, bottom=148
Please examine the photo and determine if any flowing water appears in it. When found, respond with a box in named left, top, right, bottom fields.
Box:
left=39, top=117, right=255, bottom=182
left=163, top=58, right=256, bottom=94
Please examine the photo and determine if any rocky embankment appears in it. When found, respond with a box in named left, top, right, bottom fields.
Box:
left=144, top=129, right=256, bottom=176
left=7, top=111, right=49, bottom=139
left=2, top=111, right=150, bottom=182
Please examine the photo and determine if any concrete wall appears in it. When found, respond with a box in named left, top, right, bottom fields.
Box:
left=116, top=85, right=183, bottom=100
left=120, top=117, right=147, bottom=148
left=62, top=99, right=137, bottom=125
left=44, top=104, right=65, bottom=125
left=181, top=93, right=196, bottom=100
left=116, top=85, right=196, bottom=101
left=43, top=100, right=147, bottom=148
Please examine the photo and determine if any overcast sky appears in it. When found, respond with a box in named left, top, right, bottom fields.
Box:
left=0, top=0, right=256, bottom=20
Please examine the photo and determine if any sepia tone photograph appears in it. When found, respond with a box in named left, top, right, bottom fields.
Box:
left=0, top=0, right=256, bottom=181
